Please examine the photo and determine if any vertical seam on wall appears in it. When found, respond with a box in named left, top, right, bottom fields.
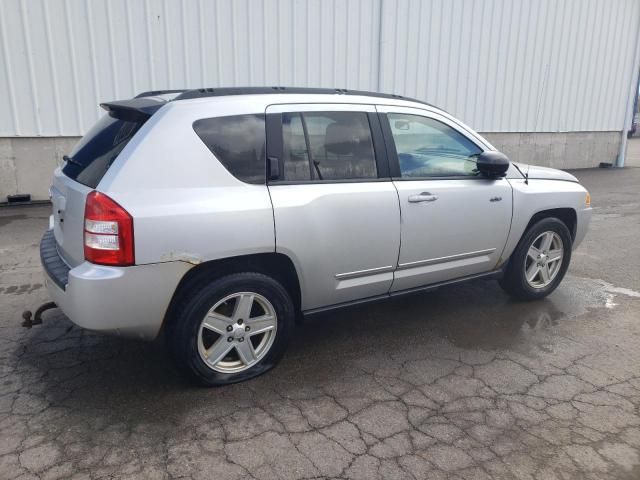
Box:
left=64, top=0, right=83, bottom=132
left=42, top=0, right=63, bottom=134
left=163, top=0, right=173, bottom=86
left=125, top=1, right=137, bottom=94
left=181, top=0, right=189, bottom=87
left=105, top=0, right=119, bottom=99
left=249, top=0, right=255, bottom=85
left=19, top=0, right=42, bottom=134
left=144, top=0, right=156, bottom=88
left=376, top=0, right=384, bottom=92
left=216, top=1, right=223, bottom=84
left=198, top=0, right=205, bottom=85
left=86, top=1, right=101, bottom=121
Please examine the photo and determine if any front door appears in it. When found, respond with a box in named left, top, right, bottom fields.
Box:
left=266, top=103, right=401, bottom=311
left=377, top=106, right=513, bottom=292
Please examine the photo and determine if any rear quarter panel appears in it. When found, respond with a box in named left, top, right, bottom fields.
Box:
left=97, top=99, right=275, bottom=265
left=502, top=178, right=590, bottom=262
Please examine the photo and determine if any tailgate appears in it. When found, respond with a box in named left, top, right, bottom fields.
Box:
left=51, top=104, right=154, bottom=267
left=50, top=167, right=92, bottom=267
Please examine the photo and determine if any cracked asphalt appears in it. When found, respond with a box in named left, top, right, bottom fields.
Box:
left=1, top=168, right=640, bottom=480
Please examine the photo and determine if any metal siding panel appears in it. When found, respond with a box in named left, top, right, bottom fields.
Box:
left=0, top=1, right=19, bottom=134
left=9, top=0, right=39, bottom=135
left=0, top=0, right=638, bottom=136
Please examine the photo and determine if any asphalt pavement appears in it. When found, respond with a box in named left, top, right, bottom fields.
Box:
left=0, top=167, right=639, bottom=479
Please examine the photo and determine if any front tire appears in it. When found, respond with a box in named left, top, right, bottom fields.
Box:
left=167, top=272, right=294, bottom=386
left=499, top=217, right=572, bottom=301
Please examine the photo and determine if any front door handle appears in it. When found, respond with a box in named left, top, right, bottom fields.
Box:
left=408, top=192, right=439, bottom=203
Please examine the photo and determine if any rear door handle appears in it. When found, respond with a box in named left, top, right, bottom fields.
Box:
left=408, top=192, right=438, bottom=203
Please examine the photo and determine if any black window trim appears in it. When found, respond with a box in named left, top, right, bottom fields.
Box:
left=378, top=112, right=492, bottom=182
left=299, top=113, right=317, bottom=180
left=266, top=109, right=392, bottom=185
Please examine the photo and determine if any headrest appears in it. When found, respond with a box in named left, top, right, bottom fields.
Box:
left=325, top=121, right=366, bottom=155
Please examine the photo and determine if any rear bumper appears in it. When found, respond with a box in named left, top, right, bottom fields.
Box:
left=41, top=230, right=192, bottom=340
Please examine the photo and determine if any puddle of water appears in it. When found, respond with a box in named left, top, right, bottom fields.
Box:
left=425, top=275, right=640, bottom=351
left=591, top=279, right=640, bottom=310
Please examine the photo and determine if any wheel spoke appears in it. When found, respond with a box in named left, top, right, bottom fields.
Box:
left=205, top=338, right=234, bottom=365
left=540, top=264, right=551, bottom=283
left=246, top=314, right=276, bottom=335
left=540, top=232, right=553, bottom=252
left=236, top=340, right=257, bottom=365
left=527, top=245, right=541, bottom=260
left=202, top=312, right=233, bottom=334
left=233, top=293, right=254, bottom=322
left=547, top=248, right=563, bottom=263
left=526, top=262, right=540, bottom=282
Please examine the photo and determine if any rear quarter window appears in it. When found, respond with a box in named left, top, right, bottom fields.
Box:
left=62, top=115, right=143, bottom=188
left=193, top=114, right=266, bottom=184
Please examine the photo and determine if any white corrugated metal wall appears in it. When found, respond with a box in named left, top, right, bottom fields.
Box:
left=0, top=0, right=639, bottom=137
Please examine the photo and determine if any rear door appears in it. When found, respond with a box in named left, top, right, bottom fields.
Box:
left=377, top=105, right=513, bottom=292
left=265, top=103, right=400, bottom=311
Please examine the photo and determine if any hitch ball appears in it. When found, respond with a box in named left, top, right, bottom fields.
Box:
left=21, top=302, right=57, bottom=328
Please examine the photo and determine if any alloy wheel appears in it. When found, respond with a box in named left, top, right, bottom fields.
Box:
left=197, top=292, right=277, bottom=373
left=524, top=231, right=564, bottom=289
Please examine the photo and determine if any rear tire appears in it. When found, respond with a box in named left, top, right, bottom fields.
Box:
left=499, top=217, right=572, bottom=301
left=166, top=272, right=294, bottom=386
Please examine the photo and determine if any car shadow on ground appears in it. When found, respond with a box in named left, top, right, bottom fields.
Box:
left=13, top=278, right=568, bottom=421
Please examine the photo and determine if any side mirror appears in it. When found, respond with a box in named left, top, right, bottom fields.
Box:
left=476, top=151, right=510, bottom=178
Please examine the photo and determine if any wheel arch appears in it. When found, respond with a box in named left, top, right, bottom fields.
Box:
left=500, top=206, right=577, bottom=270
left=525, top=207, right=577, bottom=240
left=163, top=252, right=303, bottom=332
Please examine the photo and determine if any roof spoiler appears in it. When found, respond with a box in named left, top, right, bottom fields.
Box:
left=100, top=97, right=166, bottom=122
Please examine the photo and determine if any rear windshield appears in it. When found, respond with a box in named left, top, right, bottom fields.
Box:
left=62, top=114, right=143, bottom=188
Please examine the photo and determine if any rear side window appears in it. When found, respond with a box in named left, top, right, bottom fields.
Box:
left=281, top=111, right=377, bottom=182
left=62, top=114, right=143, bottom=188
left=193, top=114, right=266, bottom=184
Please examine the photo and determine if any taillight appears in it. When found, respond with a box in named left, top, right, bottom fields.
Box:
left=84, top=191, right=134, bottom=266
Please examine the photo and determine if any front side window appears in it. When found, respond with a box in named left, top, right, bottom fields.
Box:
left=193, top=114, right=266, bottom=184
left=387, top=113, right=482, bottom=178
left=281, top=111, right=377, bottom=182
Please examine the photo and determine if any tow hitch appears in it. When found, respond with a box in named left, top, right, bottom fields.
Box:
left=22, top=302, right=57, bottom=328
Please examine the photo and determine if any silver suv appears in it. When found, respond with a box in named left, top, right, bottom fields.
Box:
left=41, top=87, right=591, bottom=385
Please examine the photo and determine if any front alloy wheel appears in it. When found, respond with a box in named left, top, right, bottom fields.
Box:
left=499, top=217, right=572, bottom=301
left=524, top=231, right=564, bottom=289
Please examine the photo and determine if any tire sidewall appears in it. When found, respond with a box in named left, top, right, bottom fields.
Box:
left=171, top=273, right=294, bottom=386
left=507, top=218, right=573, bottom=300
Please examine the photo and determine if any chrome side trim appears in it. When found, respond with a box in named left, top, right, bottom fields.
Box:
left=335, top=265, right=395, bottom=280
left=304, top=269, right=503, bottom=318
left=397, top=248, right=496, bottom=270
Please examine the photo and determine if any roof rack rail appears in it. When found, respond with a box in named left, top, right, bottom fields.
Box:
left=135, top=89, right=187, bottom=98
left=172, top=86, right=438, bottom=109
